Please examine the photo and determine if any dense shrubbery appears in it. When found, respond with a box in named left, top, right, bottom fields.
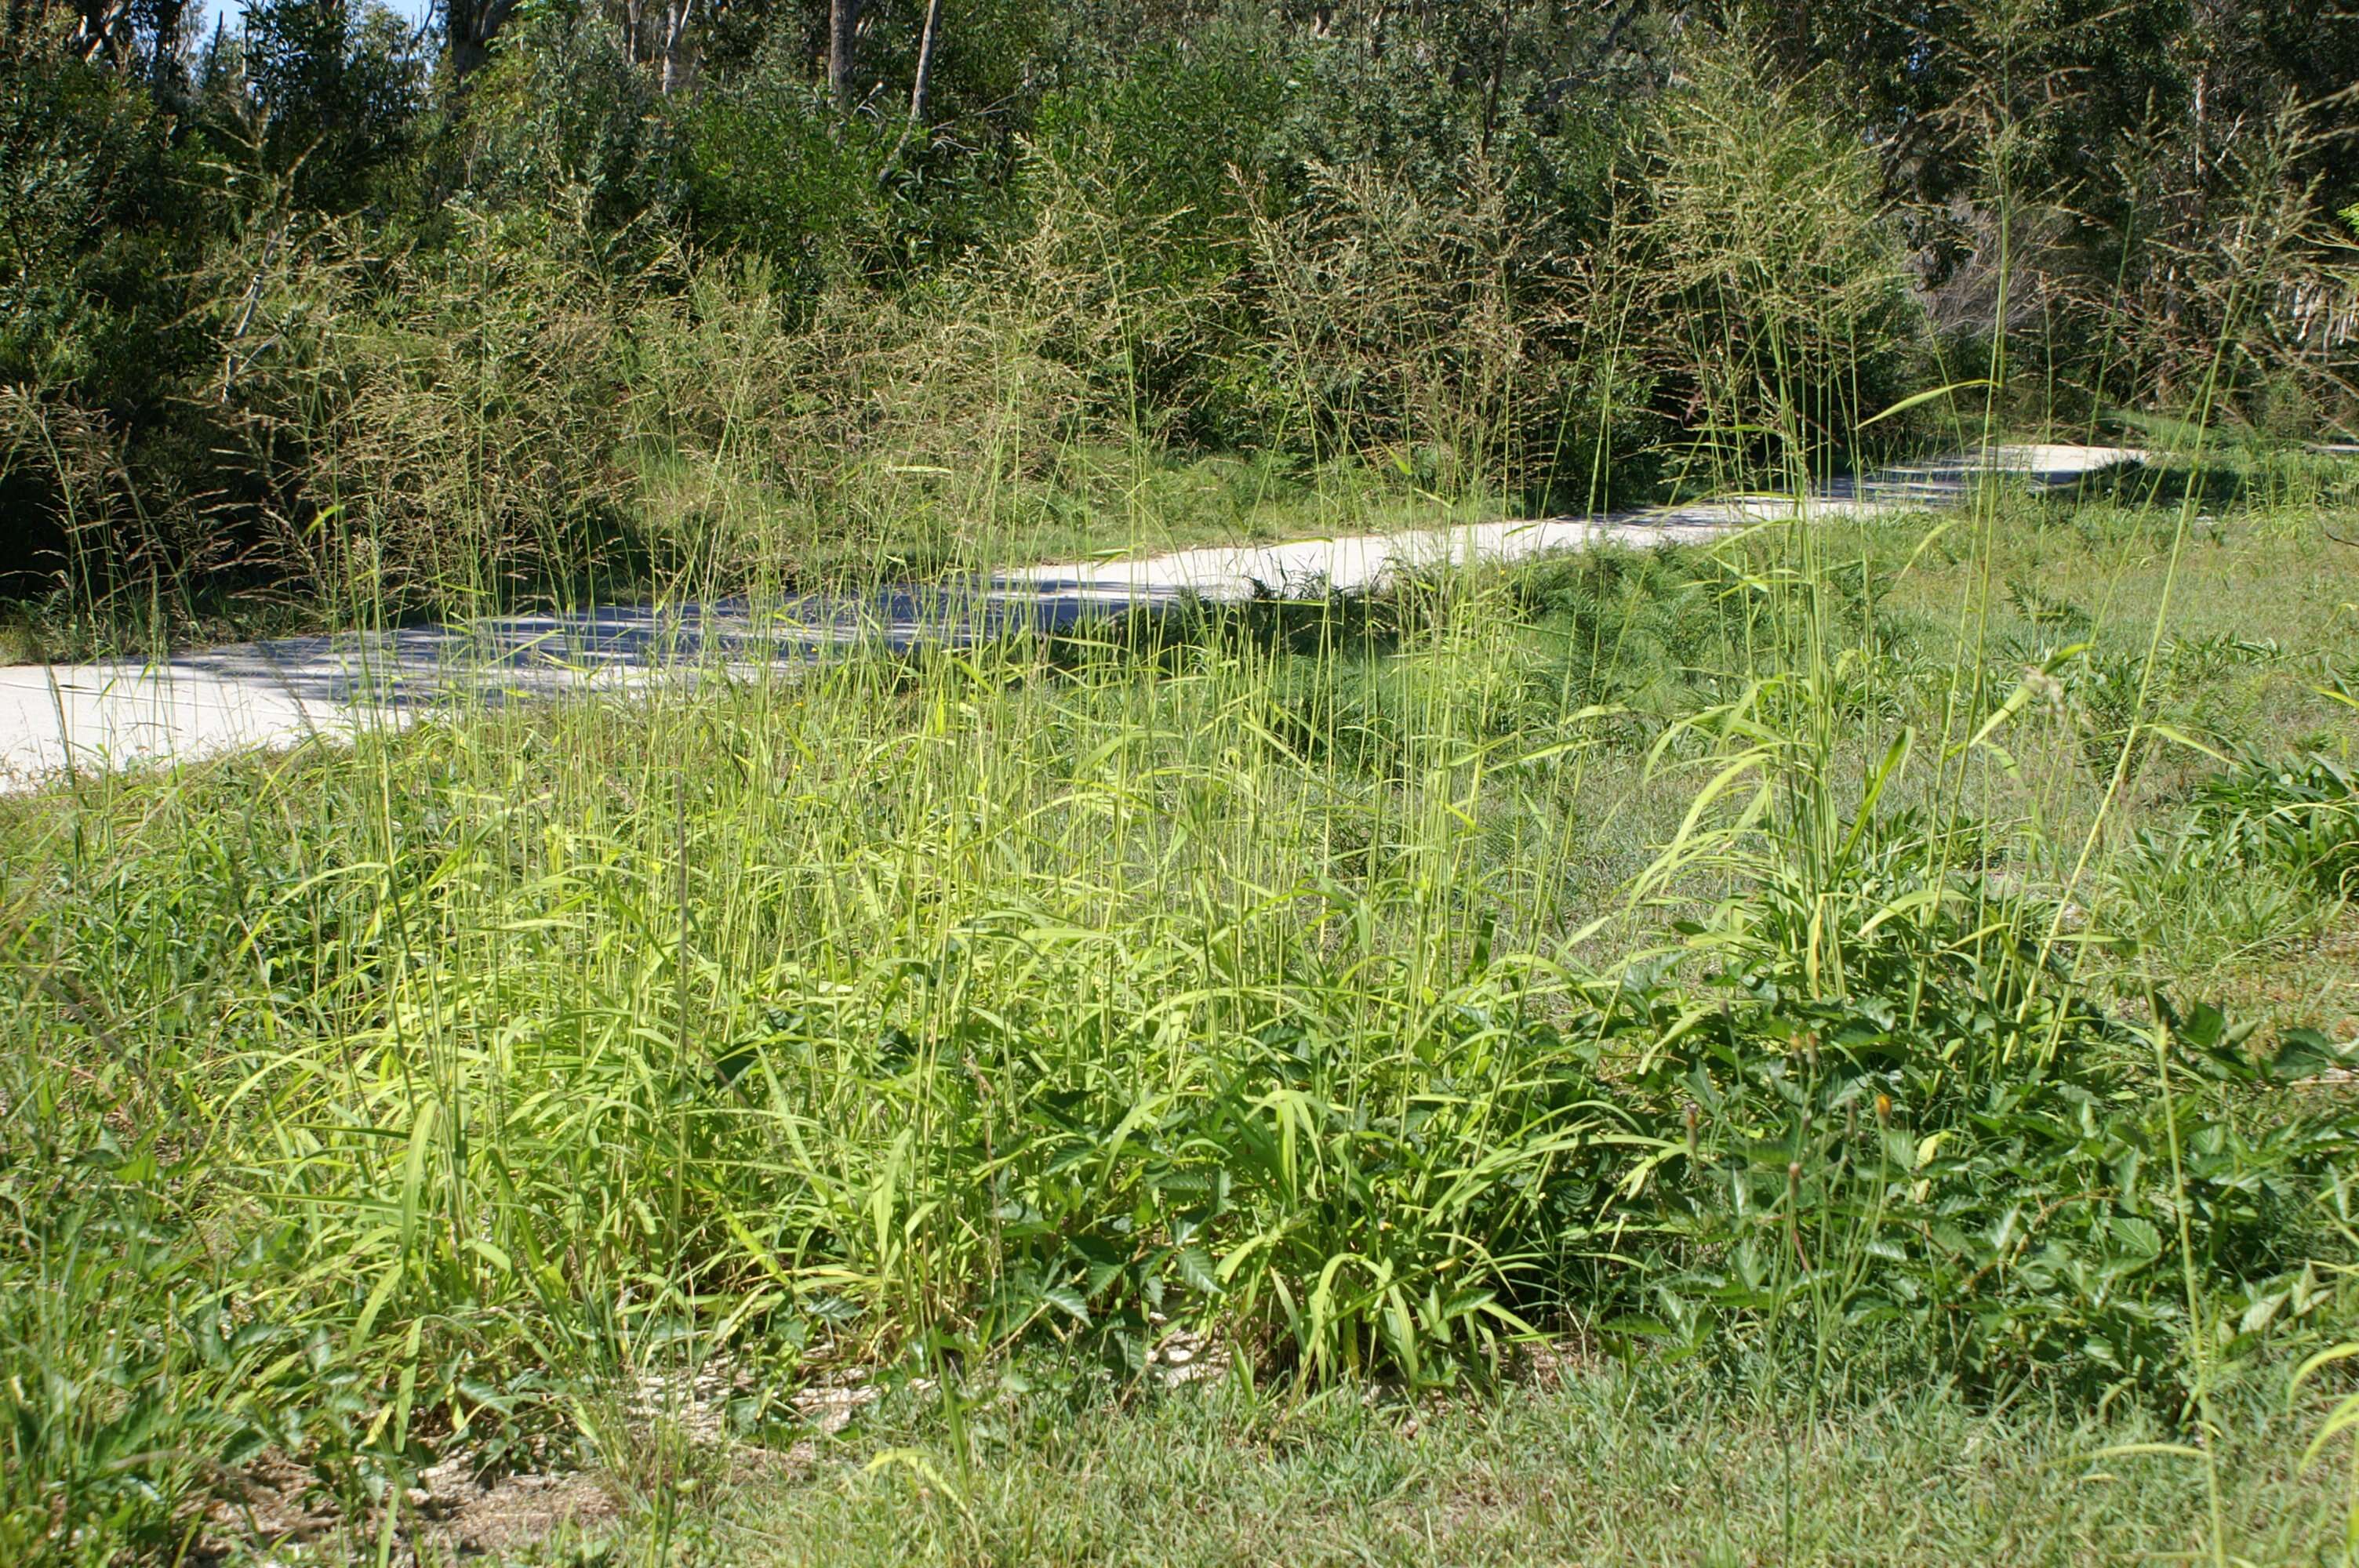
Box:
left=3, top=0, right=2354, bottom=636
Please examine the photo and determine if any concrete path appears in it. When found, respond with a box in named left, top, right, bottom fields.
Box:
left=0, top=445, right=2141, bottom=790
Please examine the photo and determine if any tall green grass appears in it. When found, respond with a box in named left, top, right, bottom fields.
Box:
left=5, top=27, right=2359, bottom=1565
left=5, top=481, right=2356, bottom=1559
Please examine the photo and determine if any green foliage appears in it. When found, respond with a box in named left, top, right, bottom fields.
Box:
left=0, top=27, right=209, bottom=397
left=199, top=201, right=660, bottom=612
left=1615, top=873, right=2352, bottom=1395
left=1030, top=35, right=1283, bottom=287
left=627, top=1355, right=2359, bottom=1563
left=12, top=0, right=2355, bottom=628
left=681, top=56, right=881, bottom=294
left=0, top=22, right=223, bottom=588
left=2107, top=825, right=2328, bottom=980
left=1510, top=546, right=1750, bottom=713
left=1636, top=37, right=1929, bottom=481
left=463, top=2, right=684, bottom=234
left=0, top=1152, right=224, bottom=1562
left=241, top=0, right=427, bottom=212
left=2190, top=752, right=2359, bottom=900
left=6, top=0, right=2359, bottom=1552
left=8, top=520, right=2359, bottom=1558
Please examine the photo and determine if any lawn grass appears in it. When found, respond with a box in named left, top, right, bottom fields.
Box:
left=481, top=1358, right=2359, bottom=1567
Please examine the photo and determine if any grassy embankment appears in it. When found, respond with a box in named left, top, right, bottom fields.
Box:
left=3, top=443, right=2358, bottom=1564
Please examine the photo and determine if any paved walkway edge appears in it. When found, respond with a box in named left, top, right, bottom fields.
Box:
left=0, top=445, right=2143, bottom=790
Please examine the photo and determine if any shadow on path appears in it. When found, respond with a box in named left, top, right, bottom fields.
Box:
left=0, top=443, right=2146, bottom=785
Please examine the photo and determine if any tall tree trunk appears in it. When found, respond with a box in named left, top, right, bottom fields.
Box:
left=906, top=0, right=945, bottom=127
left=828, top=0, right=862, bottom=108
left=449, top=0, right=521, bottom=78
left=658, top=0, right=696, bottom=95
left=1478, top=0, right=1511, bottom=158
left=879, top=0, right=945, bottom=179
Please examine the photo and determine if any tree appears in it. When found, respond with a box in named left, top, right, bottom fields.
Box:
left=242, top=0, right=423, bottom=208
left=878, top=0, right=942, bottom=169
left=827, top=0, right=858, bottom=105
left=448, top=0, right=518, bottom=76
left=905, top=0, right=942, bottom=124
left=68, top=0, right=136, bottom=62
left=657, top=0, right=696, bottom=90
left=620, top=0, right=699, bottom=93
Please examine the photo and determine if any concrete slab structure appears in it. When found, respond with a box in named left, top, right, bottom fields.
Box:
left=0, top=444, right=2143, bottom=790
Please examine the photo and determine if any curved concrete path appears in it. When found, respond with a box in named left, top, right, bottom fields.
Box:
left=0, top=445, right=2141, bottom=790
